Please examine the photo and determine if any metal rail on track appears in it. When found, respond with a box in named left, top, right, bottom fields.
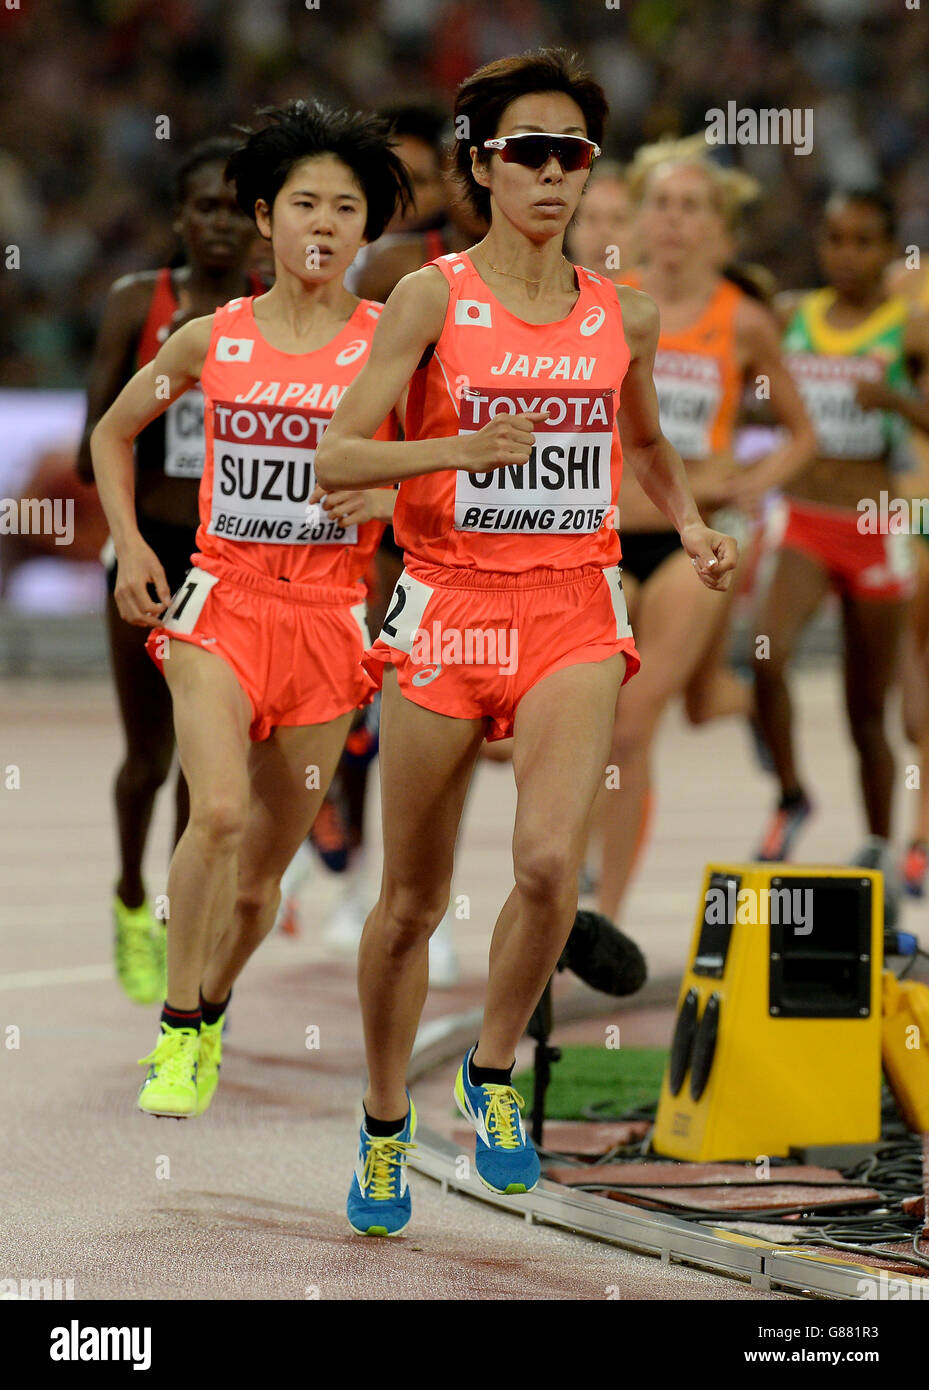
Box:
left=407, top=1010, right=929, bottom=1301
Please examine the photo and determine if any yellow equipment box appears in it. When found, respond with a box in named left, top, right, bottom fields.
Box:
left=652, top=864, right=883, bottom=1161
left=881, top=970, right=929, bottom=1134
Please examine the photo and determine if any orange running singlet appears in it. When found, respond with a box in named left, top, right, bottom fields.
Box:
left=394, top=252, right=631, bottom=572
left=621, top=273, right=744, bottom=459
left=194, top=294, right=396, bottom=591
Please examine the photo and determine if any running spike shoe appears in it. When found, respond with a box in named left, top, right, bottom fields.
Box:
left=342, top=719, right=379, bottom=769
left=454, top=1046, right=540, bottom=1195
left=195, top=1013, right=225, bottom=1115
left=137, top=1023, right=199, bottom=1117
left=901, top=841, right=928, bottom=899
left=308, top=794, right=349, bottom=874
left=113, top=895, right=162, bottom=1005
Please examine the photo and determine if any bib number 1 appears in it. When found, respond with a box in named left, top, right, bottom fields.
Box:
left=161, top=567, right=219, bottom=635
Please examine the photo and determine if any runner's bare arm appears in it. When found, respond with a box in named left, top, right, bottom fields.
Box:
left=617, top=286, right=737, bottom=588
left=854, top=309, right=929, bottom=431
left=76, top=275, right=154, bottom=482
left=90, top=315, right=212, bottom=558
left=724, top=299, right=817, bottom=503
left=315, top=270, right=550, bottom=488
left=616, top=287, right=703, bottom=535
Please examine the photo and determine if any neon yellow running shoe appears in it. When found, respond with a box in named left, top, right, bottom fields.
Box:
left=195, top=1014, right=224, bottom=1115
left=113, top=895, right=161, bottom=1006
left=137, top=1023, right=199, bottom=1117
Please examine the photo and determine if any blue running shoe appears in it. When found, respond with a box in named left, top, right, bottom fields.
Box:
left=454, top=1046, right=540, bottom=1195
left=346, top=1097, right=416, bottom=1236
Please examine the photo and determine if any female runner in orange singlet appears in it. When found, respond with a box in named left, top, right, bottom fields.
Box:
left=315, top=48, right=737, bottom=1236
left=91, top=102, right=411, bottom=1119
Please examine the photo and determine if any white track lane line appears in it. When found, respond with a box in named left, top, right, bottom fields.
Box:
left=0, top=938, right=328, bottom=991
left=0, top=964, right=113, bottom=990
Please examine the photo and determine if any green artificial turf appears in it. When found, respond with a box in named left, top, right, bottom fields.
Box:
left=511, top=1045, right=669, bottom=1121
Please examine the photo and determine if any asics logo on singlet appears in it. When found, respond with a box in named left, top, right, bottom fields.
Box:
left=215, top=336, right=255, bottom=362
left=579, top=307, right=606, bottom=337
left=334, top=338, right=368, bottom=366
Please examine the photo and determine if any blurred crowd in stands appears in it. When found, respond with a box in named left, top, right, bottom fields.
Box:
left=2, top=0, right=929, bottom=386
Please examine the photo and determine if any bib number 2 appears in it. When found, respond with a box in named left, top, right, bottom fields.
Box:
left=160, top=567, right=219, bottom=635
left=379, top=572, right=434, bottom=653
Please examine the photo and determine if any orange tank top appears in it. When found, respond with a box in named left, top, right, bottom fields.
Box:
left=394, top=252, right=631, bottom=573
left=195, top=294, right=396, bottom=591
left=622, top=273, right=743, bottom=459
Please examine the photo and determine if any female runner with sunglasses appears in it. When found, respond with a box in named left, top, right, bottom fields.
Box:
left=316, top=48, right=736, bottom=1237
left=92, top=102, right=411, bottom=1119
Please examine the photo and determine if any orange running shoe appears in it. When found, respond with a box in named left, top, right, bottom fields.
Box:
left=277, top=897, right=301, bottom=936
left=755, top=790, right=813, bottom=862
left=902, top=841, right=928, bottom=899
left=309, top=793, right=349, bottom=873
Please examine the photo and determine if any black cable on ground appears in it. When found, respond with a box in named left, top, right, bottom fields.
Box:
left=539, top=1087, right=927, bottom=1269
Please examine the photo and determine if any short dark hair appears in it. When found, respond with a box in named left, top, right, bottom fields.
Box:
left=380, top=101, right=450, bottom=156
left=225, top=100, right=414, bottom=242
left=826, top=187, right=896, bottom=239
left=174, top=138, right=242, bottom=205
left=453, top=48, right=608, bottom=222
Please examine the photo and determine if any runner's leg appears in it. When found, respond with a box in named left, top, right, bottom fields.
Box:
left=598, top=553, right=727, bottom=924
left=476, top=654, right=626, bottom=1066
left=106, top=593, right=178, bottom=907
left=752, top=545, right=831, bottom=794
left=201, top=711, right=355, bottom=999
left=162, top=641, right=252, bottom=1009
left=902, top=543, right=929, bottom=844
left=360, top=670, right=484, bottom=1120
left=841, top=593, right=908, bottom=839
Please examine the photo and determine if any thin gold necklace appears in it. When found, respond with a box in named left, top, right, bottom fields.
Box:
left=477, top=250, right=571, bottom=287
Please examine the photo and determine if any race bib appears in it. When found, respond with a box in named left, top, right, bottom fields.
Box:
left=602, top=564, right=633, bottom=640
left=454, top=386, right=614, bottom=534
left=652, top=351, right=722, bottom=460
left=164, top=387, right=205, bottom=478
left=788, top=354, right=887, bottom=458
left=207, top=399, right=356, bottom=546
left=160, top=565, right=218, bottom=635
left=378, top=571, right=434, bottom=652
